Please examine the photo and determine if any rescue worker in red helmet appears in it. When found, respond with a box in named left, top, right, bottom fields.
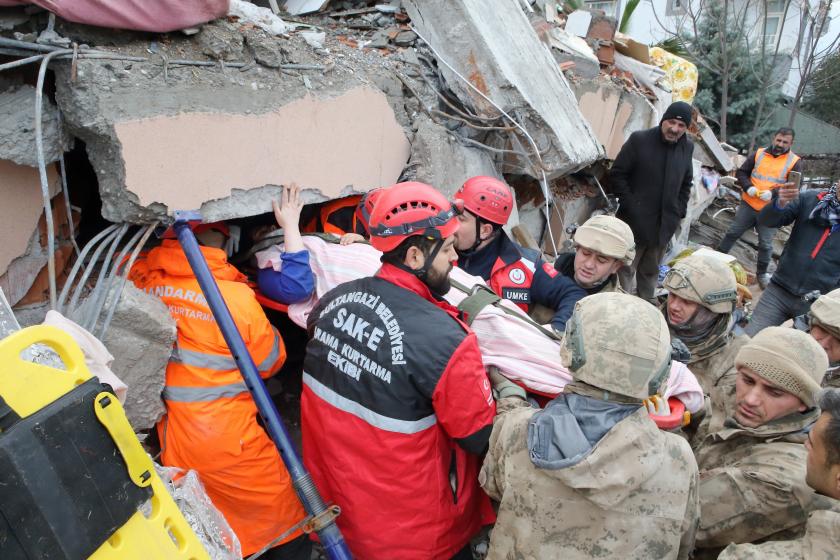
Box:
left=454, top=176, right=586, bottom=332
left=302, top=181, right=496, bottom=560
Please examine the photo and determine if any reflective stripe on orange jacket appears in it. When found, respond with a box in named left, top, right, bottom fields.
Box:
left=129, top=240, right=305, bottom=555
left=744, top=148, right=800, bottom=210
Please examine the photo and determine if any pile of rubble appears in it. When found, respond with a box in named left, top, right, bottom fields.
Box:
left=0, top=0, right=740, bottom=430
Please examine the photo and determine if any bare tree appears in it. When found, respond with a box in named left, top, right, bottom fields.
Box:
left=745, top=0, right=792, bottom=151
left=650, top=0, right=757, bottom=142
left=787, top=0, right=840, bottom=126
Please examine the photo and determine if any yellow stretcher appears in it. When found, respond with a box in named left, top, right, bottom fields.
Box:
left=0, top=325, right=210, bottom=560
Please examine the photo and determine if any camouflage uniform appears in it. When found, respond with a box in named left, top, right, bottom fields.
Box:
left=717, top=503, right=840, bottom=559
left=694, top=407, right=826, bottom=549
left=481, top=292, right=700, bottom=559
left=693, top=326, right=830, bottom=553
left=662, top=254, right=745, bottom=436
left=809, top=288, right=840, bottom=388
left=662, top=254, right=741, bottom=388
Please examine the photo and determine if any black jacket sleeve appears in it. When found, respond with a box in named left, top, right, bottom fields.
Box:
left=530, top=261, right=588, bottom=332
left=609, top=132, right=638, bottom=199
left=677, top=145, right=694, bottom=218
left=737, top=152, right=757, bottom=192
left=758, top=196, right=801, bottom=228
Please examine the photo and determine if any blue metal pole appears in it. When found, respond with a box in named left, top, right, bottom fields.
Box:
left=173, top=218, right=352, bottom=560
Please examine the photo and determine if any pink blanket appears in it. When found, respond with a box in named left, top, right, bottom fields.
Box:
left=0, top=1, right=229, bottom=32
left=256, top=237, right=704, bottom=413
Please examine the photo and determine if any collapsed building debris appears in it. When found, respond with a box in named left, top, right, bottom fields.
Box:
left=74, top=283, right=176, bottom=430
left=0, top=0, right=741, bottom=435
left=404, top=0, right=605, bottom=179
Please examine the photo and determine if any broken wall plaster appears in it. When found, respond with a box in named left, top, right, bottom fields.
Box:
left=573, top=80, right=658, bottom=160
left=0, top=159, right=59, bottom=276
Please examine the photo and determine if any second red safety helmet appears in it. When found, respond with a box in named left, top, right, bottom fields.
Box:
left=455, top=176, right=513, bottom=226
left=355, top=187, right=384, bottom=234
left=367, top=182, right=459, bottom=253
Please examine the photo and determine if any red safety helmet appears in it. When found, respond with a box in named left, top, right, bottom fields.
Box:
left=367, top=182, right=459, bottom=253
left=193, top=221, right=230, bottom=237
left=355, top=187, right=384, bottom=234
left=455, top=176, right=513, bottom=226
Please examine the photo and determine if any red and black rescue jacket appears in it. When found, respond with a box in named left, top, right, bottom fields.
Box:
left=458, top=232, right=586, bottom=332
left=301, top=264, right=496, bottom=560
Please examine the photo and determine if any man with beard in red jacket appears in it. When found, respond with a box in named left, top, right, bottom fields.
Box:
left=301, top=182, right=496, bottom=560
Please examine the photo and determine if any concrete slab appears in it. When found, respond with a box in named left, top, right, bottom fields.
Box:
left=404, top=0, right=604, bottom=179
left=52, top=24, right=415, bottom=223
left=75, top=284, right=177, bottom=431
left=112, top=87, right=410, bottom=219
left=546, top=27, right=600, bottom=79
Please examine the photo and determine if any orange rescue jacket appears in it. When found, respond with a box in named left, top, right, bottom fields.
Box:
left=130, top=240, right=305, bottom=555
left=743, top=148, right=801, bottom=211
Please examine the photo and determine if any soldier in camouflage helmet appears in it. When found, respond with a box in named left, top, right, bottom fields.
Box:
left=693, top=327, right=830, bottom=554
left=480, top=292, right=699, bottom=559
left=662, top=253, right=749, bottom=433
left=555, top=214, right=636, bottom=295
left=806, top=288, right=840, bottom=388
left=717, top=388, right=840, bottom=559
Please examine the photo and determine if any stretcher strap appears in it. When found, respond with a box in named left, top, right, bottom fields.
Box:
left=450, top=280, right=561, bottom=341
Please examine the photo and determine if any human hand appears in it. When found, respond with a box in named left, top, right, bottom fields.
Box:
left=747, top=186, right=758, bottom=197
left=272, top=183, right=303, bottom=230
left=488, top=367, right=526, bottom=401
left=777, top=181, right=799, bottom=208
left=758, top=190, right=772, bottom=202
left=643, top=394, right=671, bottom=416
left=340, top=233, right=365, bottom=246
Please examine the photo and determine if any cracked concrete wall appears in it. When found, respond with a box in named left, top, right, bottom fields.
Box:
left=405, top=0, right=604, bottom=180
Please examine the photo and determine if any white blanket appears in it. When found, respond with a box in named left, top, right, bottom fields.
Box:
left=257, top=237, right=704, bottom=413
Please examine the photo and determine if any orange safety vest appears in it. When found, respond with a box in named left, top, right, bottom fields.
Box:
left=743, top=148, right=801, bottom=211
left=129, top=241, right=305, bottom=555
left=302, top=195, right=363, bottom=236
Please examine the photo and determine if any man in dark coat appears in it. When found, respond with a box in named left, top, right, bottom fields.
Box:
left=745, top=181, right=840, bottom=335
left=609, top=101, right=695, bottom=303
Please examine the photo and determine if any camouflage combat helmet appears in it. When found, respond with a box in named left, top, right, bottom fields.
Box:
left=662, top=253, right=737, bottom=314
left=810, top=288, right=840, bottom=340
left=573, top=214, right=636, bottom=266
left=560, top=292, right=672, bottom=400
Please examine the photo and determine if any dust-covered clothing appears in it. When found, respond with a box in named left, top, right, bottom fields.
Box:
left=717, top=504, right=840, bottom=559
left=694, top=408, right=823, bottom=549
left=480, top=394, right=699, bottom=560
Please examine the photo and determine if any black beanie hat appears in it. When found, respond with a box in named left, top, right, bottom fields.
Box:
left=661, top=101, right=693, bottom=125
